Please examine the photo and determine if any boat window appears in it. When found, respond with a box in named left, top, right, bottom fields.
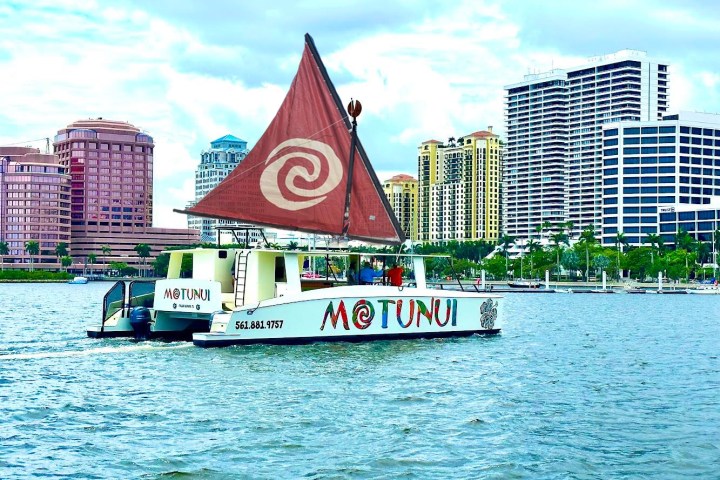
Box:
left=103, top=281, right=125, bottom=321
left=129, top=280, right=156, bottom=308
left=275, top=256, right=286, bottom=282
left=181, top=253, right=193, bottom=278
left=328, top=256, right=343, bottom=280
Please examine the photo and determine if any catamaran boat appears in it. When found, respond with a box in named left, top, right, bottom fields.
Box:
left=86, top=243, right=501, bottom=344
left=88, top=34, right=502, bottom=345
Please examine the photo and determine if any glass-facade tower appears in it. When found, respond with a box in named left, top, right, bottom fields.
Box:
left=504, top=50, right=668, bottom=239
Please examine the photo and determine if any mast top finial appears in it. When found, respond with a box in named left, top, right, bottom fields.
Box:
left=347, top=99, right=362, bottom=120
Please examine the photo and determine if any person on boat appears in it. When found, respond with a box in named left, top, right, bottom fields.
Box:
left=347, top=261, right=358, bottom=285
left=359, top=262, right=382, bottom=285
left=387, top=263, right=403, bottom=287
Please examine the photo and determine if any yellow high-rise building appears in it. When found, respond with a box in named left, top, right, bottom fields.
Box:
left=417, top=128, right=501, bottom=243
left=382, top=174, right=418, bottom=241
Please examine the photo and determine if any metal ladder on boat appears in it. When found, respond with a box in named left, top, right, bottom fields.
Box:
left=234, top=251, right=250, bottom=307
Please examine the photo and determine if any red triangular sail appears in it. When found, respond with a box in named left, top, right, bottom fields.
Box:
left=177, top=34, right=404, bottom=245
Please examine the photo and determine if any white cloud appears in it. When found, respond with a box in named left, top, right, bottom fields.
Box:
left=0, top=3, right=281, bottom=227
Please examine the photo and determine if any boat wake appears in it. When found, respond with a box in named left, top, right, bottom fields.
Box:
left=0, top=342, right=193, bottom=361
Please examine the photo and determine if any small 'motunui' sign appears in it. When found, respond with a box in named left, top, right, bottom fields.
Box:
left=154, top=279, right=221, bottom=313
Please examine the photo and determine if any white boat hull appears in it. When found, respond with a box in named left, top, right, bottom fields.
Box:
left=87, top=278, right=221, bottom=340
left=689, top=288, right=720, bottom=294
left=193, top=286, right=501, bottom=347
left=86, top=309, right=212, bottom=340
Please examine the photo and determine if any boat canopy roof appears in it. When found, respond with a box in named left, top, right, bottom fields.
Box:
left=162, top=247, right=449, bottom=259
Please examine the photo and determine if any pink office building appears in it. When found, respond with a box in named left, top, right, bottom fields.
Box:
left=0, top=147, right=71, bottom=268
left=54, top=118, right=154, bottom=232
left=53, top=119, right=198, bottom=274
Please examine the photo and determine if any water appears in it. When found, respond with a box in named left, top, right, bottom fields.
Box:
left=1, top=282, right=719, bottom=479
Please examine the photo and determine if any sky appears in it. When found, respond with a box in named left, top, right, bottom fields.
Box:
left=1, top=0, right=719, bottom=229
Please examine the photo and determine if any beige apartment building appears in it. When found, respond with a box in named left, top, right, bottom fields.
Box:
left=382, top=174, right=418, bottom=241
left=417, top=129, right=501, bottom=243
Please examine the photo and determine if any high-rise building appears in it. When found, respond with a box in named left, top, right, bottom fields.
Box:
left=0, top=147, right=71, bottom=268
left=188, top=135, right=249, bottom=243
left=382, top=174, right=418, bottom=241
left=417, top=139, right=441, bottom=242
left=417, top=129, right=502, bottom=243
left=53, top=118, right=198, bottom=274
left=657, top=202, right=720, bottom=249
left=600, top=112, right=720, bottom=246
left=504, top=50, right=669, bottom=239
left=54, top=118, right=154, bottom=233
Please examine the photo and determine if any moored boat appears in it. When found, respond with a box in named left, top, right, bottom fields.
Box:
left=622, top=287, right=646, bottom=294
left=68, top=276, right=88, bottom=284
left=688, top=285, right=720, bottom=294
left=507, top=279, right=540, bottom=289
left=657, top=289, right=689, bottom=294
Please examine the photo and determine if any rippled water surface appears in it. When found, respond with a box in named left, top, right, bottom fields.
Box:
left=1, top=282, right=719, bottom=479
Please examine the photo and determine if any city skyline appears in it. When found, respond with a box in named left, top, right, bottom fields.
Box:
left=1, top=1, right=719, bottom=229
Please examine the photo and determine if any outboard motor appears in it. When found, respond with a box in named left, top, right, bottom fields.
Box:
left=129, top=306, right=152, bottom=340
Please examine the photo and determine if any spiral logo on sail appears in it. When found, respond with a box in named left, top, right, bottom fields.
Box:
left=260, top=138, right=344, bottom=211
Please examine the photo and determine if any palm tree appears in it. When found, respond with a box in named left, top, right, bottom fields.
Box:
left=25, top=240, right=40, bottom=272
left=87, top=253, right=97, bottom=277
left=498, top=234, right=515, bottom=279
left=526, top=238, right=542, bottom=254
left=54, top=242, right=69, bottom=260
left=526, top=239, right=541, bottom=277
left=673, top=229, right=695, bottom=283
left=536, top=221, right=553, bottom=241
left=0, top=240, right=8, bottom=271
left=644, top=233, right=664, bottom=266
left=134, top=243, right=152, bottom=277
left=713, top=228, right=720, bottom=279
left=614, top=231, right=628, bottom=281
left=694, top=242, right=710, bottom=280
left=101, top=244, right=112, bottom=275
left=549, top=232, right=568, bottom=280
left=648, top=233, right=665, bottom=255
left=564, top=221, right=575, bottom=241
left=674, top=228, right=694, bottom=252
left=61, top=255, right=73, bottom=272
left=578, top=226, right=597, bottom=281
left=578, top=226, right=597, bottom=244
